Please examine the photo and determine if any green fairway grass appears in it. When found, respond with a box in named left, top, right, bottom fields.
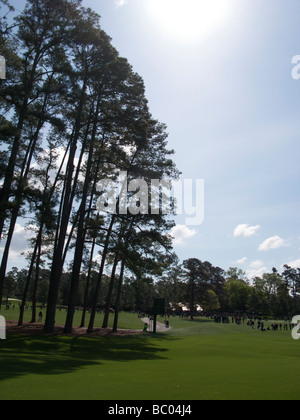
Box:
left=0, top=310, right=299, bottom=400
left=0, top=306, right=143, bottom=331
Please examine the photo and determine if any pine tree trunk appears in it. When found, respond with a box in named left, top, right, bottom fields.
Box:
left=102, top=254, right=119, bottom=329
left=64, top=97, right=100, bottom=334
left=0, top=94, right=49, bottom=308
left=44, top=76, right=88, bottom=333
left=87, top=215, right=115, bottom=333
left=0, top=128, right=22, bottom=240
left=18, top=233, right=40, bottom=326
left=0, top=204, right=20, bottom=310
left=80, top=236, right=96, bottom=328
left=30, top=234, right=42, bottom=323
left=113, top=260, right=125, bottom=332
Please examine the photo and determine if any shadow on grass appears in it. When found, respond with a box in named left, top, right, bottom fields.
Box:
left=0, top=334, right=179, bottom=382
left=180, top=318, right=215, bottom=323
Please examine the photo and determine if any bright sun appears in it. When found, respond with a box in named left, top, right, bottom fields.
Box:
left=145, top=0, right=233, bottom=43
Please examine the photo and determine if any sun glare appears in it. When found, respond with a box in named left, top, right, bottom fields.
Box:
left=145, top=0, right=233, bottom=43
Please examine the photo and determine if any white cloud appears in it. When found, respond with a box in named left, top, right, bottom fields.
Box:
left=171, top=224, right=197, bottom=246
left=258, top=235, right=288, bottom=251
left=249, top=260, right=264, bottom=269
left=92, top=253, right=102, bottom=265
left=0, top=248, right=23, bottom=260
left=115, top=0, right=127, bottom=8
left=0, top=223, right=37, bottom=271
left=234, top=224, right=260, bottom=238
left=247, top=265, right=268, bottom=279
left=285, top=259, right=300, bottom=269
left=236, top=257, right=247, bottom=264
left=14, top=223, right=26, bottom=235
left=3, top=223, right=35, bottom=240
left=245, top=260, right=267, bottom=279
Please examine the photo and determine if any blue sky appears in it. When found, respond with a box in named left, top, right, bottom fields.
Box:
left=3, top=0, right=300, bottom=278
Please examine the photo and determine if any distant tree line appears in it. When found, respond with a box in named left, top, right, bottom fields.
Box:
left=181, top=260, right=300, bottom=318
left=3, top=259, right=300, bottom=319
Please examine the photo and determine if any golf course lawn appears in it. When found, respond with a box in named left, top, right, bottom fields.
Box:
left=0, top=309, right=299, bottom=400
